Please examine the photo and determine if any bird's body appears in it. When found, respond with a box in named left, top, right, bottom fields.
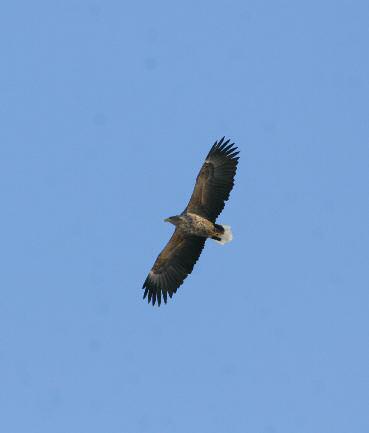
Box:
left=142, top=137, right=239, bottom=306
left=166, top=213, right=225, bottom=240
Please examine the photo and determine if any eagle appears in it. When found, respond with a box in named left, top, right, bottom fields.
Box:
left=142, top=137, right=239, bottom=306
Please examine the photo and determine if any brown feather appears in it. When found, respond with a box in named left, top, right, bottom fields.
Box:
left=142, top=229, right=206, bottom=306
left=184, top=138, right=239, bottom=222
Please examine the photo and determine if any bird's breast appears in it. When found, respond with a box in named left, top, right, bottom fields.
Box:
left=180, top=213, right=215, bottom=238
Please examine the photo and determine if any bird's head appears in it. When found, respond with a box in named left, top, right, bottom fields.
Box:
left=164, top=215, right=182, bottom=226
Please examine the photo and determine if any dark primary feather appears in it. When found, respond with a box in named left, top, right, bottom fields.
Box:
left=184, top=137, right=239, bottom=222
left=142, top=229, right=206, bottom=306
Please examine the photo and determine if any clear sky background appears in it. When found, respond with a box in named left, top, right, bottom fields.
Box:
left=1, top=1, right=368, bottom=432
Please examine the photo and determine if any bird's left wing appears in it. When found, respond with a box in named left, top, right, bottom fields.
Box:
left=142, top=229, right=206, bottom=306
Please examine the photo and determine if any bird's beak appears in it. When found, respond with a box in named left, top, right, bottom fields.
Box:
left=164, top=218, right=169, bottom=222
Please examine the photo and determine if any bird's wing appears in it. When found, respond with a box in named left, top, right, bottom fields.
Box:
left=183, top=137, right=239, bottom=222
left=142, top=229, right=206, bottom=306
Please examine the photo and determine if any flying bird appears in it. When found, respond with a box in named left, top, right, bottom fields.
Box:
left=142, top=137, right=239, bottom=306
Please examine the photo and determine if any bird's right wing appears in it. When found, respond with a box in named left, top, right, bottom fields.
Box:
left=142, top=229, right=206, bottom=306
left=184, top=138, right=239, bottom=222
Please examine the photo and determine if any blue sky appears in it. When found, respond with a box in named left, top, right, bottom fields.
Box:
left=1, top=1, right=369, bottom=432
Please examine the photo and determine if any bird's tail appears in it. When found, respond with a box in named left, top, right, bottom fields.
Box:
left=213, top=224, right=233, bottom=245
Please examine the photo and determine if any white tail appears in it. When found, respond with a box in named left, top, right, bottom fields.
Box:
left=214, top=224, right=233, bottom=245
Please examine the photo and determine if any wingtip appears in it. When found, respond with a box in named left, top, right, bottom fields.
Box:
left=142, top=278, right=167, bottom=307
left=207, top=137, right=238, bottom=159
